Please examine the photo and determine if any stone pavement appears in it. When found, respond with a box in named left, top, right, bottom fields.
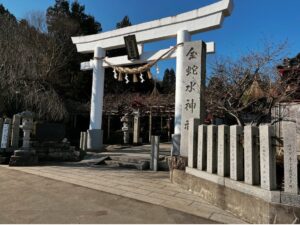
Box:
left=1, top=164, right=247, bottom=224
left=0, top=167, right=216, bottom=224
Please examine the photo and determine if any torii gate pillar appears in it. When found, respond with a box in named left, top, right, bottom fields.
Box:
left=87, top=47, right=105, bottom=151
left=172, top=30, right=191, bottom=155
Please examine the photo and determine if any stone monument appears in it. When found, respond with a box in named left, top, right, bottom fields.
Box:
left=0, top=118, right=11, bottom=163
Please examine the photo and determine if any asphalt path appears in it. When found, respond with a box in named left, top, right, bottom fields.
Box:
left=0, top=167, right=217, bottom=224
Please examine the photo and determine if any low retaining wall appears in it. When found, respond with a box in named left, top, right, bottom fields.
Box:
left=171, top=169, right=300, bottom=224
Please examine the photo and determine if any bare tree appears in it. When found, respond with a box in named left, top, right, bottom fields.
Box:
left=0, top=13, right=69, bottom=120
left=24, top=10, right=47, bottom=33
left=206, top=41, right=298, bottom=126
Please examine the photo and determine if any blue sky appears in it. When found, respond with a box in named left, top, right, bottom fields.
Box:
left=1, top=0, right=299, bottom=79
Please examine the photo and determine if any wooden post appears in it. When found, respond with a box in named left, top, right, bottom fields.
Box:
left=149, top=107, right=152, bottom=143
left=107, top=115, right=111, bottom=140
left=168, top=115, right=171, bottom=141
left=151, top=136, right=160, bottom=171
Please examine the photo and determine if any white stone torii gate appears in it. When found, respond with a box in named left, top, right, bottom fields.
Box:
left=72, top=0, right=233, bottom=152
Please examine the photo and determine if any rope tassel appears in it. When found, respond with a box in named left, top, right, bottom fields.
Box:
left=118, top=73, right=123, bottom=82
left=147, top=70, right=153, bottom=79
left=133, top=74, right=138, bottom=83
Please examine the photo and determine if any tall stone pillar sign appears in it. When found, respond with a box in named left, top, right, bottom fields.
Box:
left=180, top=41, right=206, bottom=156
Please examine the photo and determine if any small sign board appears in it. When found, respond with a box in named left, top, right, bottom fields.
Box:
left=1, top=124, right=10, bottom=149
left=80, top=61, right=93, bottom=71
left=124, top=35, right=140, bottom=60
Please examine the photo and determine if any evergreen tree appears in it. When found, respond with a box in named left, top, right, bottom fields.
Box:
left=169, top=68, right=176, bottom=93
left=162, top=69, right=170, bottom=93
left=45, top=0, right=102, bottom=106
left=162, top=68, right=175, bottom=94
left=116, top=16, right=132, bottom=29
left=0, top=4, right=14, bottom=18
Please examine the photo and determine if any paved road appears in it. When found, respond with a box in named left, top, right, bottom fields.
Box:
left=0, top=167, right=216, bottom=224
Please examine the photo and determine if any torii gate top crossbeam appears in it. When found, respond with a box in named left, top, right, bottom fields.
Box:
left=71, top=0, right=233, bottom=53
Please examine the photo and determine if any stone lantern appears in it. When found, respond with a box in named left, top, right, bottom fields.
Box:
left=9, top=111, right=38, bottom=166
left=121, top=114, right=132, bottom=144
left=19, top=112, right=34, bottom=150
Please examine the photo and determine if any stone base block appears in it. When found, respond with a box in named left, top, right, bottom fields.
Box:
left=281, top=192, right=300, bottom=207
left=14, top=150, right=36, bottom=157
left=171, top=134, right=181, bottom=156
left=87, top=129, right=104, bottom=152
left=185, top=167, right=282, bottom=203
left=171, top=169, right=300, bottom=224
left=9, top=150, right=38, bottom=167
left=167, top=156, right=187, bottom=171
left=186, top=167, right=225, bottom=185
left=9, top=155, right=38, bottom=167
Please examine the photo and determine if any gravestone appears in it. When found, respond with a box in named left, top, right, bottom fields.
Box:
left=180, top=41, right=206, bottom=156
left=0, top=118, right=3, bottom=148
left=0, top=118, right=8, bottom=164
left=1, top=118, right=11, bottom=149
left=150, top=136, right=160, bottom=171
left=197, top=125, right=207, bottom=170
left=217, top=125, right=230, bottom=177
left=133, top=111, right=141, bottom=144
left=297, top=110, right=300, bottom=155
left=11, top=114, right=21, bottom=148
left=83, top=132, right=87, bottom=151
left=259, top=125, right=277, bottom=190
left=80, top=132, right=84, bottom=150
left=230, top=125, right=244, bottom=181
left=244, top=126, right=260, bottom=185
left=188, top=118, right=201, bottom=168
left=207, top=125, right=217, bottom=174
left=282, top=121, right=298, bottom=194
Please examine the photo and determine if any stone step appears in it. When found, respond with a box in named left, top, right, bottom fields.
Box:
left=108, top=155, right=165, bottom=163
left=9, top=155, right=38, bottom=167
left=77, top=156, right=109, bottom=166
left=108, top=156, right=149, bottom=164
left=104, top=159, right=150, bottom=170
